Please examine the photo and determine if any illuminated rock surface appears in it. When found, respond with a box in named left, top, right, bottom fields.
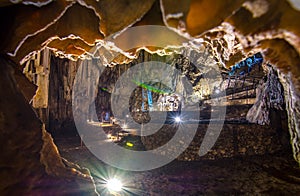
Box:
left=1, top=0, right=300, bottom=195
left=0, top=57, right=97, bottom=195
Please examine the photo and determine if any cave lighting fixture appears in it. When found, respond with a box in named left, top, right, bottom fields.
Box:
left=174, top=116, right=182, bottom=123
left=126, top=142, right=134, bottom=147
left=106, top=178, right=123, bottom=192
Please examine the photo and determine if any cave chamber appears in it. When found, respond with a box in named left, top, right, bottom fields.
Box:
left=1, top=0, right=300, bottom=195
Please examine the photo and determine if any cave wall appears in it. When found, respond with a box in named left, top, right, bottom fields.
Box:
left=246, top=65, right=285, bottom=125
left=0, top=57, right=97, bottom=195
left=279, top=72, right=300, bottom=164
left=48, top=54, right=79, bottom=136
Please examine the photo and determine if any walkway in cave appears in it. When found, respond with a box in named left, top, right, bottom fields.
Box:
left=55, top=88, right=299, bottom=195
left=55, top=133, right=300, bottom=195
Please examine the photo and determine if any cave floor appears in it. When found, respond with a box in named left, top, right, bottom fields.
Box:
left=55, top=137, right=300, bottom=195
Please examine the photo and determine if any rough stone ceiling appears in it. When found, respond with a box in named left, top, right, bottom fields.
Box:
left=0, top=0, right=300, bottom=83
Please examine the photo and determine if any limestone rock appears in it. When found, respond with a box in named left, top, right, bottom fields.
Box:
left=247, top=65, right=285, bottom=125
left=0, top=57, right=97, bottom=195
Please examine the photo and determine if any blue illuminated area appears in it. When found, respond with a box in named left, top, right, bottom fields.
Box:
left=229, top=53, right=263, bottom=76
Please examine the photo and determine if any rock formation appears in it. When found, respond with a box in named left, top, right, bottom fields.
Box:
left=0, top=57, right=97, bottom=195
left=1, top=0, right=300, bottom=194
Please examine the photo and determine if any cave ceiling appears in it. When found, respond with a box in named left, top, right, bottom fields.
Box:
left=0, top=0, right=300, bottom=87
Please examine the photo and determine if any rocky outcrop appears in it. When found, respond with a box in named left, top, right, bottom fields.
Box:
left=246, top=63, right=300, bottom=163
left=246, top=65, right=285, bottom=125
left=0, top=57, right=97, bottom=195
left=279, top=72, right=300, bottom=165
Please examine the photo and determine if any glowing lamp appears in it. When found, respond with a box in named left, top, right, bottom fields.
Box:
left=106, top=178, right=123, bottom=192
left=126, top=142, right=134, bottom=147
left=175, top=116, right=181, bottom=123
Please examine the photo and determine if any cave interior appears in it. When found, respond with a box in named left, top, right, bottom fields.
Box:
left=1, top=0, right=300, bottom=195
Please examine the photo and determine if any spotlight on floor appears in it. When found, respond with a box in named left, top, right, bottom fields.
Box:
left=174, top=116, right=181, bottom=123
left=106, top=178, right=123, bottom=192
